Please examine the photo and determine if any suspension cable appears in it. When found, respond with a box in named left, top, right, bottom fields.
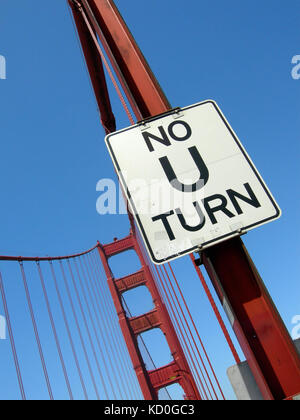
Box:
left=163, top=265, right=216, bottom=399
left=0, top=273, right=26, bottom=400
left=60, top=260, right=101, bottom=400
left=74, top=258, right=119, bottom=399
left=86, top=252, right=136, bottom=399
left=156, top=265, right=209, bottom=400
left=81, top=255, right=132, bottom=400
left=36, top=262, right=73, bottom=400
left=90, top=251, right=143, bottom=400
left=19, top=262, right=54, bottom=400
left=49, top=261, right=89, bottom=400
left=67, top=260, right=108, bottom=399
left=165, top=264, right=223, bottom=400
left=190, top=255, right=241, bottom=365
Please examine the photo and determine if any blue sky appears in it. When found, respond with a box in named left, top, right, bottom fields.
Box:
left=0, top=0, right=299, bottom=400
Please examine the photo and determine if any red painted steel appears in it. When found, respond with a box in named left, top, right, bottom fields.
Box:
left=114, top=269, right=146, bottom=293
left=203, top=238, right=300, bottom=400
left=0, top=244, right=99, bottom=262
left=148, top=361, right=182, bottom=391
left=68, top=0, right=116, bottom=133
left=164, top=263, right=226, bottom=400
left=97, top=237, right=201, bottom=400
left=69, top=0, right=300, bottom=401
left=79, top=0, right=171, bottom=120
left=129, top=309, right=161, bottom=336
left=189, top=255, right=241, bottom=366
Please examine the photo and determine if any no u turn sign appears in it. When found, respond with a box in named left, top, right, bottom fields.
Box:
left=105, top=100, right=281, bottom=264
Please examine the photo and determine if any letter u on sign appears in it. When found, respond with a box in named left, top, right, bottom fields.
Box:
left=159, top=146, right=209, bottom=192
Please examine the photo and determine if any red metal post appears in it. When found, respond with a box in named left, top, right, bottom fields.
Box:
left=70, top=0, right=300, bottom=400
left=78, top=0, right=171, bottom=120
left=69, top=0, right=116, bottom=133
left=202, top=238, right=300, bottom=400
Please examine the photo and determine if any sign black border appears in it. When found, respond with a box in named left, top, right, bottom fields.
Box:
left=105, top=100, right=281, bottom=265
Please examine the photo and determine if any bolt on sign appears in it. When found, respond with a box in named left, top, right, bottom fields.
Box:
left=105, top=100, right=281, bottom=265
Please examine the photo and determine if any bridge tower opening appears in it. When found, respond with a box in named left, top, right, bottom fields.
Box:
left=97, top=235, right=201, bottom=400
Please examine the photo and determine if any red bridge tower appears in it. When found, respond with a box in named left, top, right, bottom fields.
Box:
left=98, top=234, right=201, bottom=400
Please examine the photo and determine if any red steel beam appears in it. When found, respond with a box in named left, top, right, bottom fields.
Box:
left=68, top=0, right=116, bottom=133
left=78, top=0, right=171, bottom=120
left=203, top=238, right=300, bottom=400
left=70, top=0, right=300, bottom=400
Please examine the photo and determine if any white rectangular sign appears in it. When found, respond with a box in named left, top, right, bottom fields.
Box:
left=105, top=100, right=281, bottom=264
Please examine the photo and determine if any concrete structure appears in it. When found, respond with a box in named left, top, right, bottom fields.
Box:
left=295, top=338, right=300, bottom=354
left=228, top=338, right=300, bottom=400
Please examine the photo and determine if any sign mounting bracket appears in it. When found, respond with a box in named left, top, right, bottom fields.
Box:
left=137, top=107, right=182, bottom=126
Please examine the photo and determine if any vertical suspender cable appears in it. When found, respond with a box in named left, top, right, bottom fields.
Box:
left=49, top=261, right=89, bottom=400
left=169, top=261, right=229, bottom=398
left=36, top=262, right=73, bottom=400
left=159, top=265, right=210, bottom=399
left=59, top=261, right=101, bottom=400
left=73, top=258, right=118, bottom=400
left=190, top=255, right=241, bottom=365
left=87, top=253, right=142, bottom=398
left=87, top=252, right=140, bottom=400
left=163, top=264, right=220, bottom=400
left=0, top=273, right=26, bottom=400
left=19, top=262, right=54, bottom=400
left=67, top=260, right=109, bottom=399
left=90, top=251, right=143, bottom=400
left=79, top=256, right=129, bottom=400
